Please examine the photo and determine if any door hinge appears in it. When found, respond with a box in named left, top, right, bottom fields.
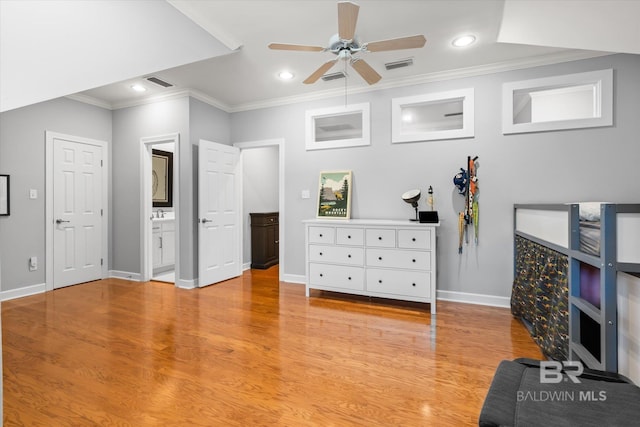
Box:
left=101, top=160, right=103, bottom=167
left=101, top=258, right=104, bottom=266
left=101, top=209, right=103, bottom=216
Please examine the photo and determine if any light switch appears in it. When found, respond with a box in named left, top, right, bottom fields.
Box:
left=301, top=189, right=310, bottom=199
left=29, top=189, right=37, bottom=199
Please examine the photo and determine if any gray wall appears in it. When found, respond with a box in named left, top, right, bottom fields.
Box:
left=110, top=96, right=230, bottom=281
left=231, top=53, right=640, bottom=300
left=0, top=97, right=112, bottom=291
left=242, top=146, right=279, bottom=264
left=111, top=97, right=190, bottom=277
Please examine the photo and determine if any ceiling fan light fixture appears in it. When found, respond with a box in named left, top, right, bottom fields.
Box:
left=278, top=70, right=294, bottom=80
left=452, top=34, right=476, bottom=48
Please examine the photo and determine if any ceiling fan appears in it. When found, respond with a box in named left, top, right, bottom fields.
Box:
left=268, top=1, right=426, bottom=85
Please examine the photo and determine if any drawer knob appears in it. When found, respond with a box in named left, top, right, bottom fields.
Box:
left=378, top=279, right=382, bottom=284
left=412, top=283, right=416, bottom=287
left=412, top=237, right=416, bottom=242
left=319, top=273, right=323, bottom=277
left=378, top=236, right=382, bottom=240
left=378, top=256, right=382, bottom=261
left=348, top=277, right=352, bottom=280
left=412, top=259, right=416, bottom=263
left=348, top=235, right=351, bottom=239
left=319, top=233, right=323, bottom=237
left=348, top=254, right=351, bottom=258
left=319, top=252, right=323, bottom=256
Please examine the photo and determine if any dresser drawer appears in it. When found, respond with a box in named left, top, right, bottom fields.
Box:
left=309, top=245, right=363, bottom=266
left=366, top=248, right=431, bottom=270
left=308, top=226, right=335, bottom=244
left=250, top=212, right=278, bottom=226
left=366, top=268, right=430, bottom=298
left=365, top=228, right=396, bottom=247
left=398, top=229, right=431, bottom=249
left=309, top=263, right=364, bottom=291
left=336, top=227, right=364, bottom=245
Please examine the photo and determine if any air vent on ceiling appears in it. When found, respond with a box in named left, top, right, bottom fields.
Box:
left=321, top=71, right=346, bottom=82
left=384, top=58, right=413, bottom=70
left=146, top=76, right=174, bottom=88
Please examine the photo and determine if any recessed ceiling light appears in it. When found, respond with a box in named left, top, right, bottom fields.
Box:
left=278, top=71, right=294, bottom=80
left=452, top=35, right=476, bottom=48
left=131, top=84, right=147, bottom=92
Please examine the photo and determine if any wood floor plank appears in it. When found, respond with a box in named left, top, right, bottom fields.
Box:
left=3, top=267, right=542, bottom=426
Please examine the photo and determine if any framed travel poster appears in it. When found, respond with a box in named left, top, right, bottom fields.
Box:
left=316, top=170, right=352, bottom=219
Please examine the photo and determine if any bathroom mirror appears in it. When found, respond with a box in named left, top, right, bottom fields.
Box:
left=502, top=69, right=613, bottom=134
left=392, top=88, right=474, bottom=143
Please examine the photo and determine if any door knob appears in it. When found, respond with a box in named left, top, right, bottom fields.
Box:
left=201, top=218, right=212, bottom=224
left=55, top=219, right=70, bottom=224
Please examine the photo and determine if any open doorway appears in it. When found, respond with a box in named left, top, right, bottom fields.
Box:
left=234, top=138, right=284, bottom=283
left=140, top=133, right=180, bottom=285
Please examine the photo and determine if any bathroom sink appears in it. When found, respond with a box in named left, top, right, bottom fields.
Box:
left=152, top=212, right=175, bottom=221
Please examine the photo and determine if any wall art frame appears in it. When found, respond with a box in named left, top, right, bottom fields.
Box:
left=316, top=170, right=352, bottom=219
left=305, top=103, right=370, bottom=150
left=0, top=174, right=9, bottom=216
left=152, top=149, right=173, bottom=208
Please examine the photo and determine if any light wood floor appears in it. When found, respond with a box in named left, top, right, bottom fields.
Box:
left=3, top=267, right=542, bottom=426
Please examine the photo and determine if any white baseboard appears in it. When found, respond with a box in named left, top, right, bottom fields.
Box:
left=282, top=273, right=305, bottom=285
left=242, top=262, right=251, bottom=271
left=437, top=290, right=510, bottom=308
left=177, top=279, right=197, bottom=289
left=1, top=282, right=46, bottom=301
left=109, top=270, right=141, bottom=281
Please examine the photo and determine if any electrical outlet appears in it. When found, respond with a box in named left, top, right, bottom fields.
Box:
left=29, top=256, right=38, bottom=271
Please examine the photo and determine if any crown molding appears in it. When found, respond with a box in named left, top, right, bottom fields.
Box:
left=66, top=50, right=611, bottom=114
left=65, top=93, right=113, bottom=110
left=229, top=50, right=611, bottom=112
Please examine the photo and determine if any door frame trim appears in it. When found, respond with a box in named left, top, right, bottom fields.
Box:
left=45, top=131, right=109, bottom=291
left=233, top=138, right=285, bottom=283
left=140, top=133, right=181, bottom=285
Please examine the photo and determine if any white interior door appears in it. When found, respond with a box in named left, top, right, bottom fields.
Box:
left=198, top=140, right=241, bottom=287
left=53, top=138, right=103, bottom=288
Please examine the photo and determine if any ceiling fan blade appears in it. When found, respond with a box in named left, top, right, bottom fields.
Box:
left=338, top=1, right=359, bottom=41
left=350, top=58, right=381, bottom=85
left=303, top=59, right=339, bottom=84
left=365, top=35, right=427, bottom=52
left=268, top=43, right=325, bottom=52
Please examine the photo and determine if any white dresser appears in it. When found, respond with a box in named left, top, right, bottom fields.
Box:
left=303, top=219, right=439, bottom=313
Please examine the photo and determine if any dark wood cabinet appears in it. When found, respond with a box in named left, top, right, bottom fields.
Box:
left=250, top=212, right=279, bottom=269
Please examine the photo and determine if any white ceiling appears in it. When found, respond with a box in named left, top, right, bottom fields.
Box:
left=2, top=1, right=638, bottom=114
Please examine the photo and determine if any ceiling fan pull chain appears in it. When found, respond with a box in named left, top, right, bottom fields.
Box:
left=344, top=58, right=348, bottom=107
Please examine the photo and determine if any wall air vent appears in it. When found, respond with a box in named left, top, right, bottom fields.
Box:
left=321, top=72, right=346, bottom=82
left=146, top=76, right=174, bottom=88
left=385, top=58, right=413, bottom=70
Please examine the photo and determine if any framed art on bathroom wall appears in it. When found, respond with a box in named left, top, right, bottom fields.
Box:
left=152, top=149, right=173, bottom=208
left=0, top=174, right=9, bottom=216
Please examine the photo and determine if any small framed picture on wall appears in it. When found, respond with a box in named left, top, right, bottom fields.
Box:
left=0, top=174, right=9, bottom=216
left=316, top=170, right=352, bottom=219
